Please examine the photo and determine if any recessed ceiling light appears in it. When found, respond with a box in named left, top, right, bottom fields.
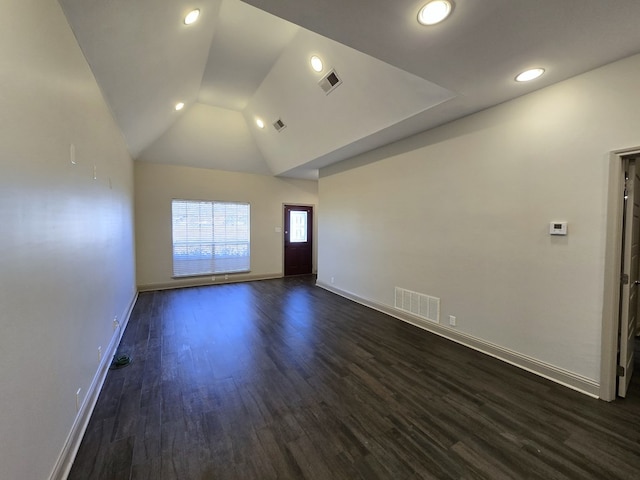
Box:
left=418, top=1, right=452, bottom=26
left=175, top=102, right=185, bottom=111
left=515, top=68, right=545, bottom=82
left=184, top=9, right=200, bottom=25
left=256, top=118, right=265, bottom=129
left=310, top=55, right=323, bottom=73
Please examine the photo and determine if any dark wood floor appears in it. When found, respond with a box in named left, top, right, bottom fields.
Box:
left=69, top=275, right=640, bottom=479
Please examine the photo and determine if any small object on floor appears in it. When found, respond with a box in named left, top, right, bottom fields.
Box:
left=110, top=354, right=131, bottom=369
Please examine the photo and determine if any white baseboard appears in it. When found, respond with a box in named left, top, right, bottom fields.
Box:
left=48, top=292, right=138, bottom=480
left=316, top=281, right=600, bottom=399
left=138, top=272, right=283, bottom=292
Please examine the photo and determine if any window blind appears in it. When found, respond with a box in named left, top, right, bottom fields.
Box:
left=171, top=199, right=250, bottom=277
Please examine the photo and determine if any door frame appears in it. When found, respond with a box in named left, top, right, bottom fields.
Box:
left=601, top=147, right=640, bottom=401
left=282, top=203, right=316, bottom=276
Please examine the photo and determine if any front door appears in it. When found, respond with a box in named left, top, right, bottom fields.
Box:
left=284, top=205, right=313, bottom=276
left=619, top=158, right=640, bottom=397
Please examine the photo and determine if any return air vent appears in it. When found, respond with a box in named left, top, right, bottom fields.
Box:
left=318, top=69, right=342, bottom=95
left=394, top=287, right=440, bottom=324
left=273, top=118, right=286, bottom=132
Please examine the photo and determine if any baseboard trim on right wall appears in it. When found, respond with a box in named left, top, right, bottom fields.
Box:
left=316, top=281, right=600, bottom=398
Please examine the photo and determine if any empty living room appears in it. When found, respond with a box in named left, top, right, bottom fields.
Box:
left=3, top=1, right=640, bottom=479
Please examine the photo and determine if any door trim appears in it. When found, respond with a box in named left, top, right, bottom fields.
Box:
left=601, top=147, right=640, bottom=401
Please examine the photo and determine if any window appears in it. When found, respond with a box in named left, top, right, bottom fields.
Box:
left=289, top=210, right=308, bottom=243
left=171, top=199, right=250, bottom=277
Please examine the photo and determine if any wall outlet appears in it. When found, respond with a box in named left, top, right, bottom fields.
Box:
left=113, top=317, right=119, bottom=332
left=70, top=143, right=76, bottom=165
left=330, top=277, right=335, bottom=284
left=449, top=315, right=456, bottom=326
left=225, top=274, right=229, bottom=280
left=98, top=346, right=102, bottom=362
left=211, top=276, right=216, bottom=281
left=76, top=388, right=82, bottom=412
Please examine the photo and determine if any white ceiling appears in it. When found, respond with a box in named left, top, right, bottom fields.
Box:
left=59, top=0, right=640, bottom=179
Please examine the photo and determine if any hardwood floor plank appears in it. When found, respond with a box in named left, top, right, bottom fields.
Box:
left=286, top=433, right=336, bottom=480
left=131, top=402, right=161, bottom=467
left=255, top=425, right=306, bottom=479
left=69, top=275, right=640, bottom=479
left=451, top=439, right=519, bottom=480
left=130, top=456, right=161, bottom=480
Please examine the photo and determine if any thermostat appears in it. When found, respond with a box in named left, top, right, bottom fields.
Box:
left=550, top=221, right=568, bottom=236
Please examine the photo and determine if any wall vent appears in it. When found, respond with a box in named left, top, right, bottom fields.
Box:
left=273, top=118, right=286, bottom=132
left=394, top=287, right=440, bottom=324
left=318, top=69, right=342, bottom=95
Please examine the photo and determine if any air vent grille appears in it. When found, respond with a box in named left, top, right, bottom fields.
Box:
left=394, top=287, right=440, bottom=323
left=318, top=69, right=342, bottom=94
left=273, top=118, right=286, bottom=132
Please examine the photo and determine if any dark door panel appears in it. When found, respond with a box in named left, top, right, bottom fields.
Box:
left=284, top=205, right=313, bottom=276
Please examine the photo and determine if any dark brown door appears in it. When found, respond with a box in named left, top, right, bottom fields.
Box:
left=284, top=205, right=313, bottom=276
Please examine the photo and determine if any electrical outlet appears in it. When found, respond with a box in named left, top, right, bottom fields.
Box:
left=449, top=315, right=456, bottom=326
left=113, top=317, right=119, bottom=332
left=98, top=346, right=102, bottom=362
left=70, top=143, right=76, bottom=165
left=211, top=276, right=216, bottom=281
left=330, top=277, right=335, bottom=284
left=225, top=274, right=229, bottom=280
left=76, top=388, right=82, bottom=412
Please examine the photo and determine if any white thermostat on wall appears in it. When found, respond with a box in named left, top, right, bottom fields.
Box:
left=549, top=221, right=568, bottom=235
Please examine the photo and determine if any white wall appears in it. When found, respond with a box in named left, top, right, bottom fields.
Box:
left=135, top=161, right=318, bottom=290
left=318, top=53, right=640, bottom=392
left=0, top=1, right=136, bottom=478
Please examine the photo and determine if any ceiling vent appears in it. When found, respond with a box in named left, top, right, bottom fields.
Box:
left=273, top=118, right=287, bottom=132
left=318, top=69, right=342, bottom=95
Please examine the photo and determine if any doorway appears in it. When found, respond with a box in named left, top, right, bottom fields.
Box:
left=602, top=149, right=640, bottom=400
left=283, top=204, right=313, bottom=276
left=618, top=157, right=639, bottom=397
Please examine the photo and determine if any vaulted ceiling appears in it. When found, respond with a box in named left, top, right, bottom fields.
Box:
left=59, top=0, right=640, bottom=179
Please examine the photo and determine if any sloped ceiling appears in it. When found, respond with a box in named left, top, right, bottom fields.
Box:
left=59, top=0, right=640, bottom=179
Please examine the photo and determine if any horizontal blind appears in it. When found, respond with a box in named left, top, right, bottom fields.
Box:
left=172, top=199, right=250, bottom=277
